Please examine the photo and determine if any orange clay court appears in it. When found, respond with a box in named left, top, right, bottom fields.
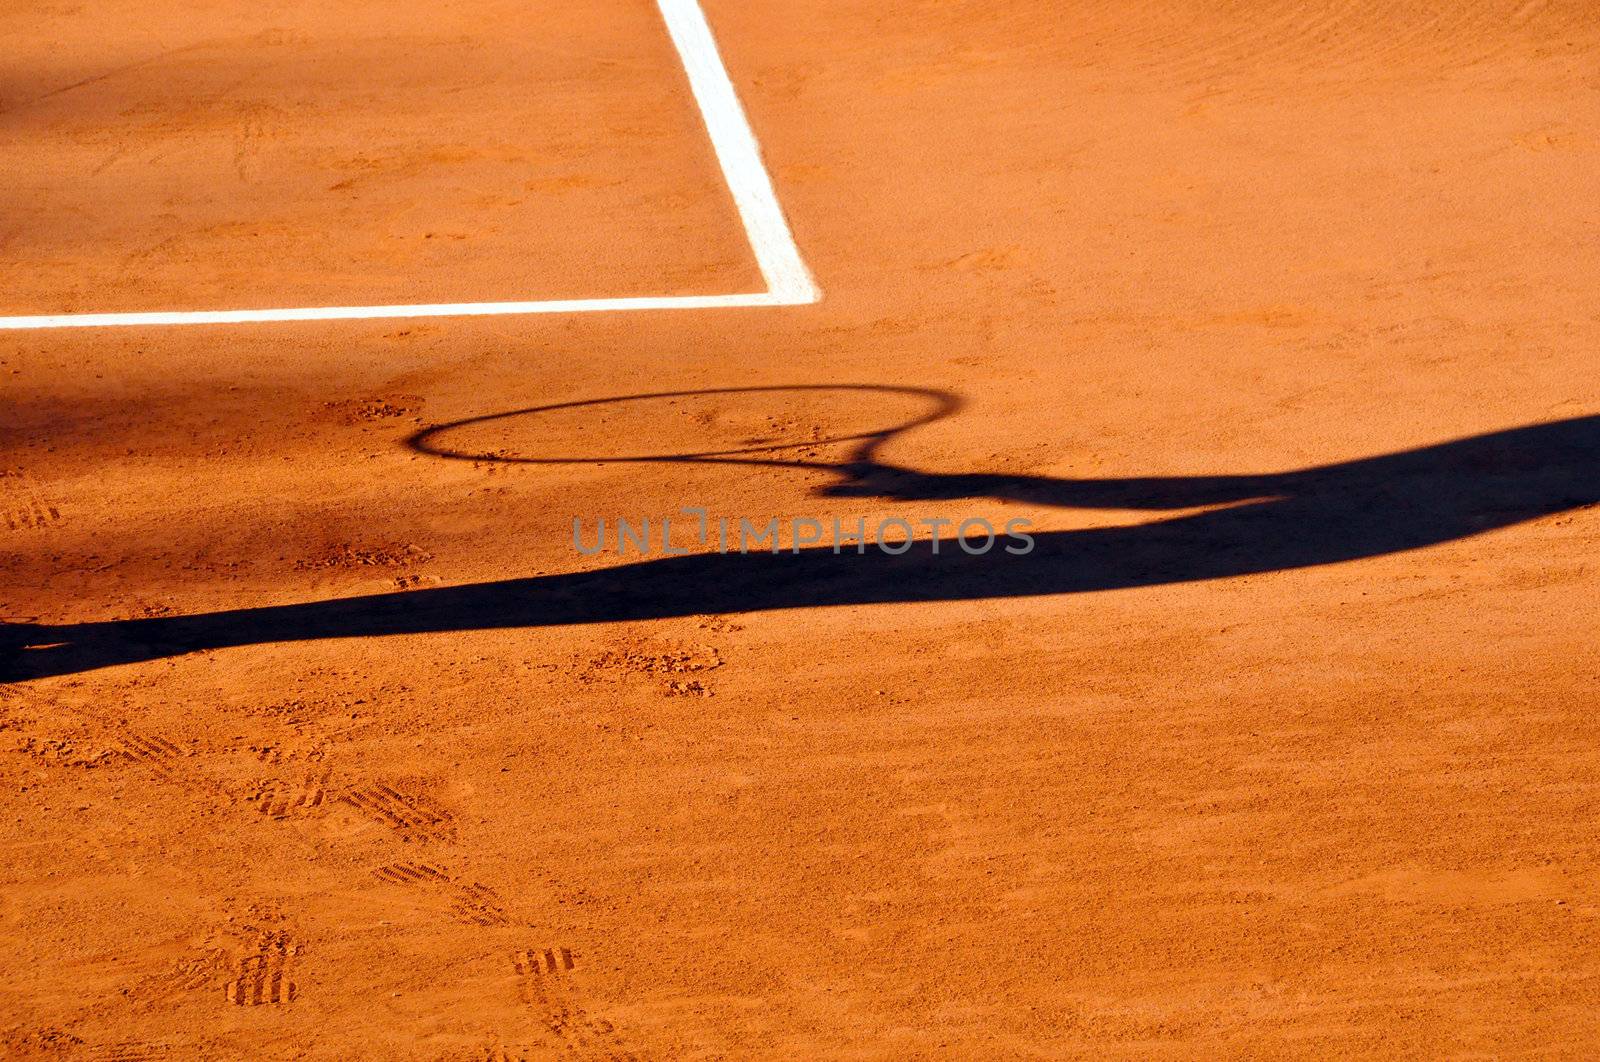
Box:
left=2, top=0, right=1598, bottom=1058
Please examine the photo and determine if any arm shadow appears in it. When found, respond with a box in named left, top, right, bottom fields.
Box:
left=5, top=412, right=1595, bottom=682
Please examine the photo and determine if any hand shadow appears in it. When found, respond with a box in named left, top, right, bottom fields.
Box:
left=4, top=406, right=1595, bottom=683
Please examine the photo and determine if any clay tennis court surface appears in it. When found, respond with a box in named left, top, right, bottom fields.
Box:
left=4, top=0, right=1599, bottom=1057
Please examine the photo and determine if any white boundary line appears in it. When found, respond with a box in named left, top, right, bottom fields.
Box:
left=0, top=0, right=818, bottom=330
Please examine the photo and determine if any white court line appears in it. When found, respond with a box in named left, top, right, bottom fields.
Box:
left=0, top=0, right=818, bottom=330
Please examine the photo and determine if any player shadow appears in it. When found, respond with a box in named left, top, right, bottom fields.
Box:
left=3, top=408, right=1596, bottom=682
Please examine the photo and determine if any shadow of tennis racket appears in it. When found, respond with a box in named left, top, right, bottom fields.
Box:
left=405, top=384, right=963, bottom=492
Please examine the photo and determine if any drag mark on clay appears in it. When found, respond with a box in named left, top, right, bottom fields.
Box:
left=232, top=101, right=284, bottom=183
left=84, top=1043, right=168, bottom=1062
left=17, top=39, right=219, bottom=111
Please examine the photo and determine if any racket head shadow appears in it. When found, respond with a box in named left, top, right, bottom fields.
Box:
left=406, top=384, right=962, bottom=470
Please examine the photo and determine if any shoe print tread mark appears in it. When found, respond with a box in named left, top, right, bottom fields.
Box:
left=113, top=731, right=235, bottom=803
left=342, top=783, right=455, bottom=842
left=256, top=771, right=329, bottom=819
left=371, top=861, right=451, bottom=885
left=116, top=733, right=185, bottom=780
left=1, top=473, right=64, bottom=532
left=511, top=948, right=640, bottom=1061
left=118, top=733, right=183, bottom=761
left=85, top=1044, right=166, bottom=1062
left=124, top=948, right=230, bottom=1006
left=3, top=498, right=63, bottom=531
left=513, top=947, right=576, bottom=1006
left=371, top=862, right=513, bottom=925
left=543, top=1009, right=640, bottom=1062
left=451, top=882, right=511, bottom=927
left=225, top=934, right=300, bottom=1005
